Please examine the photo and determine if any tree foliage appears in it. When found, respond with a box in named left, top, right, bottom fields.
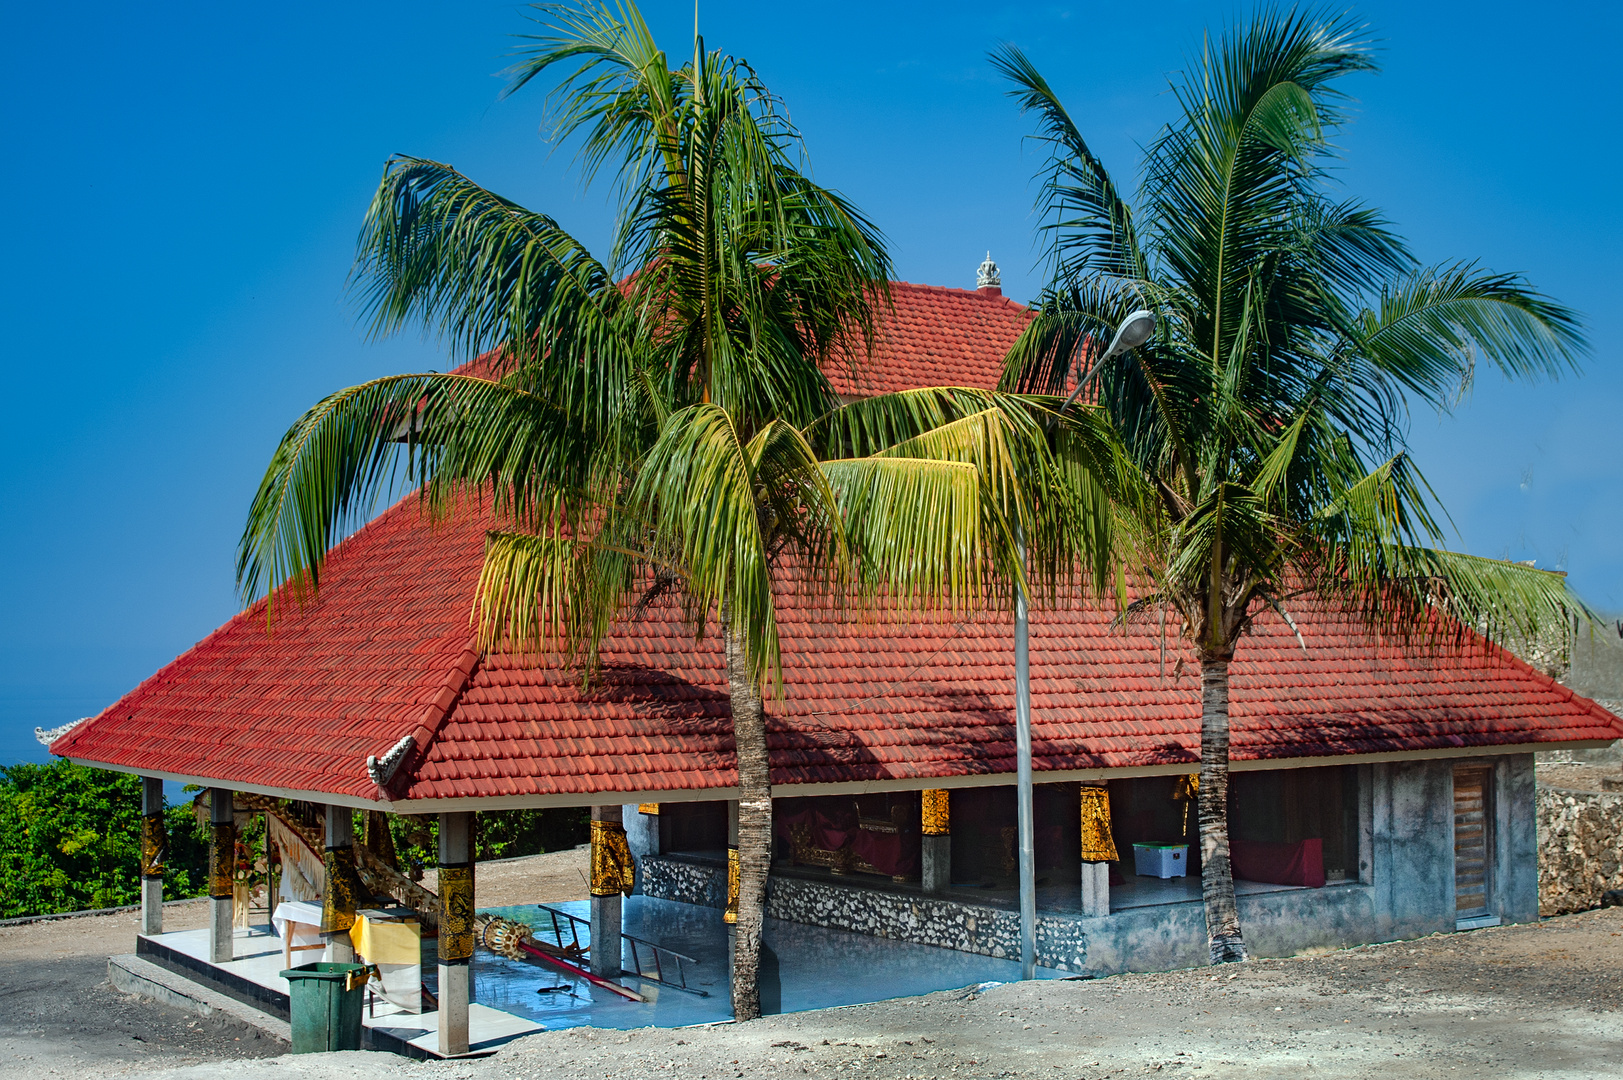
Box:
left=0, top=760, right=205, bottom=918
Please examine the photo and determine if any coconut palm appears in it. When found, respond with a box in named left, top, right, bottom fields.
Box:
left=238, top=2, right=1111, bottom=1018
left=996, top=9, right=1589, bottom=964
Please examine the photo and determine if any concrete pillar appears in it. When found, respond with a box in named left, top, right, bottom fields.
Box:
left=590, top=805, right=624, bottom=976
left=140, top=777, right=165, bottom=936
left=437, top=811, right=474, bottom=1057
left=725, top=800, right=740, bottom=924
left=207, top=788, right=234, bottom=963
left=622, top=803, right=660, bottom=893
left=1080, top=861, right=1110, bottom=917
left=323, top=806, right=357, bottom=963
left=921, top=789, right=951, bottom=895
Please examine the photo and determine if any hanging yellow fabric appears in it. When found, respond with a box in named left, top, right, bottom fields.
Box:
left=140, top=813, right=166, bottom=878
left=921, top=789, right=950, bottom=836
left=590, top=819, right=636, bottom=897
left=320, top=846, right=363, bottom=934
left=1172, top=773, right=1199, bottom=834
left=1079, top=786, right=1119, bottom=862
left=438, top=864, right=475, bottom=961
left=724, top=846, right=740, bottom=924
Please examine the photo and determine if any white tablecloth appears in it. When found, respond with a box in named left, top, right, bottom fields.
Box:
left=272, top=900, right=325, bottom=956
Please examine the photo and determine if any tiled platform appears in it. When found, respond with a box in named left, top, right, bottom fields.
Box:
left=137, top=925, right=541, bottom=1057
left=476, top=897, right=1063, bottom=1029
left=137, top=898, right=1063, bottom=1048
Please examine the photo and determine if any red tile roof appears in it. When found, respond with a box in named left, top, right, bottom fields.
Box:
left=53, top=282, right=1622, bottom=805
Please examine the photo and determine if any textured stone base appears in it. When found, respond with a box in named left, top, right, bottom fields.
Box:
left=1539, top=786, right=1623, bottom=915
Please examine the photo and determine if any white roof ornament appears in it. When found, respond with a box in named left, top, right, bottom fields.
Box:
left=367, top=734, right=417, bottom=787
left=36, top=718, right=87, bottom=747
left=977, top=252, right=1001, bottom=290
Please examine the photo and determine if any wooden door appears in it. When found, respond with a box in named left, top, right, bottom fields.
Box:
left=1453, top=766, right=1492, bottom=919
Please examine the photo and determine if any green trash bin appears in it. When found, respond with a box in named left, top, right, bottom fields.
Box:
left=280, top=962, right=369, bottom=1053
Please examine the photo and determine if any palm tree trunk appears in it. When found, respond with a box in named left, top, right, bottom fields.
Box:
left=724, top=620, right=771, bottom=1021
left=1197, top=653, right=1247, bottom=964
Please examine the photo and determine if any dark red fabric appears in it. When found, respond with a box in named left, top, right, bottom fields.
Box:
left=1230, top=838, right=1326, bottom=888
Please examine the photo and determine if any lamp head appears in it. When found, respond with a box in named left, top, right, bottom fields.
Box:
left=1106, top=309, right=1155, bottom=357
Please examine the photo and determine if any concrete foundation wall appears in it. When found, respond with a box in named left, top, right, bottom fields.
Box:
left=638, top=754, right=1540, bottom=975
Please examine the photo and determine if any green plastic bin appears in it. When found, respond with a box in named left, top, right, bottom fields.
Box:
left=280, top=962, right=368, bottom=1053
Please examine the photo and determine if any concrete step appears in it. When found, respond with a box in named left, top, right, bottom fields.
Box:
left=108, top=953, right=291, bottom=1045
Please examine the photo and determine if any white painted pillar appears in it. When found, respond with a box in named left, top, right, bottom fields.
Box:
left=921, top=789, right=951, bottom=895
left=140, top=777, right=165, bottom=935
left=324, top=806, right=357, bottom=963
left=208, top=788, right=234, bottom=963
left=437, top=811, right=474, bottom=1057
left=590, top=805, right=624, bottom=976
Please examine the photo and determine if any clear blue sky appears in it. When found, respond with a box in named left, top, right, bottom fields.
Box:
left=3, top=1, right=1618, bottom=766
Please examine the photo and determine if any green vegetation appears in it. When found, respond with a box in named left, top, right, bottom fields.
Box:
left=0, top=760, right=205, bottom=917
left=0, top=759, right=586, bottom=919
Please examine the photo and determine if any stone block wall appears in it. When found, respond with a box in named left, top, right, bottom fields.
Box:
left=1538, top=786, right=1623, bottom=915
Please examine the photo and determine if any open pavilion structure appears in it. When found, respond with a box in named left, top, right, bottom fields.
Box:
left=49, top=278, right=1623, bottom=1056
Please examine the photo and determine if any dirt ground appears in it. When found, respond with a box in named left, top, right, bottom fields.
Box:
left=7, top=850, right=1623, bottom=1078
left=2, top=902, right=1616, bottom=1078
left=0, top=848, right=591, bottom=1077
left=0, top=899, right=282, bottom=1076
left=1536, top=760, right=1623, bottom=794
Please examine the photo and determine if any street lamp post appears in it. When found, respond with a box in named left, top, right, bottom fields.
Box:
left=1014, top=309, right=1155, bottom=981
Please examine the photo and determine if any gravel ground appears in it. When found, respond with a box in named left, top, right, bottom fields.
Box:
left=112, top=906, right=1623, bottom=1080
left=0, top=848, right=591, bottom=1077
left=6, top=849, right=1621, bottom=1078
left=0, top=899, right=282, bottom=1076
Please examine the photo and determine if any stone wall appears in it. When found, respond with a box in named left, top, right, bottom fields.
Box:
left=1538, top=786, right=1623, bottom=915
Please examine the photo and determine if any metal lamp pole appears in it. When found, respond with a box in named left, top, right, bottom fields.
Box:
left=1014, top=309, right=1155, bottom=981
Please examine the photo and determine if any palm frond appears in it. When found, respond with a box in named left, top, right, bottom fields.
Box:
left=1351, top=264, right=1586, bottom=408
left=990, top=43, right=1143, bottom=282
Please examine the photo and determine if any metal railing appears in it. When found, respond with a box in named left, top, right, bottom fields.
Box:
left=533, top=903, right=708, bottom=997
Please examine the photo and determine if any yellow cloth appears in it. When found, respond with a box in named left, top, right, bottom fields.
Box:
left=350, top=914, right=421, bottom=965
left=1079, top=786, right=1119, bottom=862
left=921, top=789, right=950, bottom=836
left=590, top=820, right=636, bottom=897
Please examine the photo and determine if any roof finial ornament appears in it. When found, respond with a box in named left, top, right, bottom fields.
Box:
left=977, top=251, right=1001, bottom=290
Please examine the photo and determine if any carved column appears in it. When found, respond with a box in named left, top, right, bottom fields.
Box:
left=207, top=788, right=235, bottom=963
left=1079, top=782, right=1117, bottom=917
left=590, top=805, right=630, bottom=976
left=322, top=806, right=359, bottom=963
left=140, top=777, right=165, bottom=936
left=921, top=789, right=951, bottom=895
left=437, top=811, right=474, bottom=1057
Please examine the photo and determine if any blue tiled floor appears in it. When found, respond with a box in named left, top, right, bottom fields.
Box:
left=461, top=896, right=1063, bottom=1029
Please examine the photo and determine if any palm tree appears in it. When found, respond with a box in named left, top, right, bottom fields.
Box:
left=995, top=10, right=1589, bottom=964
left=238, top=2, right=1109, bottom=1018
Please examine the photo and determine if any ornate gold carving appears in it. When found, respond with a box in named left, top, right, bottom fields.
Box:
left=321, top=846, right=363, bottom=934
left=589, top=819, right=635, bottom=897
left=208, top=822, right=235, bottom=898
left=438, top=864, right=475, bottom=961
left=724, top=846, right=740, bottom=924
left=1172, top=773, right=1198, bottom=835
left=921, top=789, right=950, bottom=836
left=140, top=813, right=166, bottom=878
left=1079, top=786, right=1119, bottom=862
left=637, top=803, right=660, bottom=815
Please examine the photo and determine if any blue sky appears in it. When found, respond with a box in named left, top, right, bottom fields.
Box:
left=3, top=1, right=1618, bottom=766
